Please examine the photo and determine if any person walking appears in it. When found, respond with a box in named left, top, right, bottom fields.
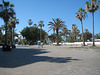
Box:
left=41, top=42, right=43, bottom=48
left=38, top=41, right=40, bottom=48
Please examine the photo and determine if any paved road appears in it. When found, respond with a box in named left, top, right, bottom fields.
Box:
left=0, top=45, right=100, bottom=75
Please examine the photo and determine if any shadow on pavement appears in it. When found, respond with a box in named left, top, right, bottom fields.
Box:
left=0, top=48, right=80, bottom=68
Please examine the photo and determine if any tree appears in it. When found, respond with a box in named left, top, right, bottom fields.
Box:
left=0, top=18, right=19, bottom=45
left=33, top=24, right=37, bottom=27
left=84, top=29, right=92, bottom=41
left=0, top=0, right=15, bottom=47
left=21, top=27, right=47, bottom=45
left=76, top=8, right=87, bottom=45
left=8, top=17, right=19, bottom=45
left=0, top=29, right=3, bottom=44
left=72, top=24, right=80, bottom=42
left=86, top=0, right=100, bottom=45
left=95, top=33, right=100, bottom=39
left=78, top=34, right=82, bottom=41
left=49, top=34, right=56, bottom=43
left=38, top=21, right=44, bottom=42
left=48, top=18, right=66, bottom=45
left=61, top=27, right=68, bottom=42
left=28, top=19, right=33, bottom=26
left=66, top=30, right=72, bottom=42
left=49, top=33, right=62, bottom=43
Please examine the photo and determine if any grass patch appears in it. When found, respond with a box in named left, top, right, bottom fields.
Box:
left=55, top=44, right=61, bottom=46
left=92, top=45, right=96, bottom=47
left=83, top=45, right=87, bottom=46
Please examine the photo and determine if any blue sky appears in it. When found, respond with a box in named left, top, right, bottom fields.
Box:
left=0, top=0, right=100, bottom=35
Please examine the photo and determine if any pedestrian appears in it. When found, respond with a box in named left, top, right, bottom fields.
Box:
left=41, top=42, right=43, bottom=48
left=38, top=41, right=40, bottom=48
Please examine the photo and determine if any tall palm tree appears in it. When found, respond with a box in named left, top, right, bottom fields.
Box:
left=48, top=18, right=66, bottom=45
left=86, top=0, right=100, bottom=46
left=0, top=29, right=2, bottom=43
left=0, top=18, right=19, bottom=46
left=0, top=0, right=15, bottom=48
left=8, top=17, right=19, bottom=46
left=67, top=30, right=71, bottom=42
left=28, top=19, right=33, bottom=26
left=72, top=24, right=80, bottom=42
left=38, top=21, right=44, bottom=42
left=62, top=27, right=68, bottom=42
left=33, top=24, right=37, bottom=27
left=76, top=8, right=87, bottom=46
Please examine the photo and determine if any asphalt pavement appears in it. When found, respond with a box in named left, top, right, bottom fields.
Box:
left=0, top=45, right=100, bottom=75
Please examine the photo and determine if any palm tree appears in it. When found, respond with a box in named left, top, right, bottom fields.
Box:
left=78, top=34, right=82, bottom=41
left=28, top=19, right=33, bottom=26
left=62, top=27, right=68, bottom=42
left=76, top=8, right=87, bottom=46
left=86, top=0, right=100, bottom=46
left=72, top=24, right=80, bottom=42
left=0, top=18, right=19, bottom=46
left=49, top=34, right=56, bottom=43
left=33, top=24, right=37, bottom=27
left=67, top=30, right=71, bottom=42
left=48, top=18, right=66, bottom=45
left=38, top=21, right=44, bottom=42
left=0, top=0, right=15, bottom=48
left=8, top=17, right=19, bottom=46
left=84, top=29, right=92, bottom=41
left=0, top=29, right=2, bottom=43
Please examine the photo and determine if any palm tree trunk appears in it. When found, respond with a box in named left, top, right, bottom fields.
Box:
left=40, top=27, right=42, bottom=43
left=92, top=12, right=95, bottom=46
left=74, top=35, right=76, bottom=42
left=56, top=28, right=59, bottom=45
left=11, top=28, right=12, bottom=44
left=81, top=20, right=85, bottom=46
left=12, top=27, right=14, bottom=43
left=5, top=21, right=7, bottom=46
left=69, top=34, right=71, bottom=42
left=53, top=29, right=55, bottom=43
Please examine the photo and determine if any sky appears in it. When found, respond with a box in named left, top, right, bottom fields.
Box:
left=0, top=0, right=100, bottom=35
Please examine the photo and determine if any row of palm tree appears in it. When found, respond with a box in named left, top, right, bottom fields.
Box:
left=0, top=18, right=19, bottom=43
left=28, top=18, right=65, bottom=45
left=76, top=0, right=100, bottom=46
left=48, top=0, right=100, bottom=46
left=1, top=0, right=99, bottom=47
left=28, top=19, right=45, bottom=43
left=0, top=0, right=15, bottom=50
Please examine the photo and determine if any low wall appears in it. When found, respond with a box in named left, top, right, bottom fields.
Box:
left=53, top=42, right=100, bottom=46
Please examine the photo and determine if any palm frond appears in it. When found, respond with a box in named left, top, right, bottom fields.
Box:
left=52, top=18, right=56, bottom=24
left=10, top=4, right=14, bottom=7
left=48, top=22, right=54, bottom=25
left=4, top=1, right=9, bottom=7
left=86, top=0, right=99, bottom=12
